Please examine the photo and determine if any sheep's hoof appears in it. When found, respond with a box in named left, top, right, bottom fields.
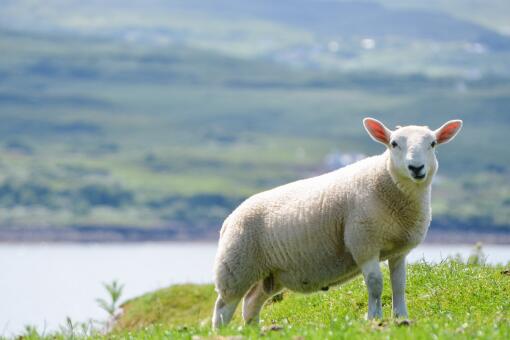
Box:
left=261, top=325, right=283, bottom=334
left=369, top=319, right=388, bottom=331
left=395, top=318, right=412, bottom=327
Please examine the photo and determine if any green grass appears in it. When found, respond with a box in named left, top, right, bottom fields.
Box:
left=8, top=261, right=510, bottom=339
left=95, top=261, right=510, bottom=339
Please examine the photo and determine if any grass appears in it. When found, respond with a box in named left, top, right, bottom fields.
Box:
left=103, top=261, right=510, bottom=339
left=8, top=261, right=510, bottom=339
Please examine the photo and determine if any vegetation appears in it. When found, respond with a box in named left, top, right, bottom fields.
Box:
left=0, top=1, right=509, bottom=238
left=96, top=280, right=124, bottom=319
left=11, top=260, right=510, bottom=339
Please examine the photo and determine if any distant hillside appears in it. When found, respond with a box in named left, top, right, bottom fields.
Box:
left=4, top=0, right=509, bottom=45
left=0, top=2, right=509, bottom=240
left=177, top=0, right=510, bottom=48
left=375, top=0, right=510, bottom=36
left=2, top=0, right=510, bottom=78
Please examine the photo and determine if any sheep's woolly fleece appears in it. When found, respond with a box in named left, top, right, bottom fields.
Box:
left=214, top=150, right=430, bottom=298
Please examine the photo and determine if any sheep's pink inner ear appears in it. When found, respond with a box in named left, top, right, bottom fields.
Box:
left=436, top=120, right=462, bottom=144
left=364, top=118, right=390, bottom=144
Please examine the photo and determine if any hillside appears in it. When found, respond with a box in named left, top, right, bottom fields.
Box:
left=177, top=0, right=510, bottom=45
left=0, top=1, right=509, bottom=240
left=2, top=1, right=510, bottom=75
left=97, top=262, right=510, bottom=338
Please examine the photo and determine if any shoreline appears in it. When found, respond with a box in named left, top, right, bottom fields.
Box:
left=1, top=225, right=510, bottom=244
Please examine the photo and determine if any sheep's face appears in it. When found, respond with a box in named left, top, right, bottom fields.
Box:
left=387, top=126, right=438, bottom=183
left=363, top=118, right=462, bottom=184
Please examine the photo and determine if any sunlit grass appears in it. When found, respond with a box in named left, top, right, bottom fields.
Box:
left=111, top=261, right=509, bottom=339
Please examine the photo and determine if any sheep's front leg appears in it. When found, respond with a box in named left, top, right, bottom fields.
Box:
left=389, top=255, right=409, bottom=318
left=360, top=257, right=383, bottom=319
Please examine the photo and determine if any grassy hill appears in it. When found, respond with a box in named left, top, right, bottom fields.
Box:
left=113, top=262, right=510, bottom=339
left=0, top=1, right=509, bottom=239
left=15, top=261, right=510, bottom=339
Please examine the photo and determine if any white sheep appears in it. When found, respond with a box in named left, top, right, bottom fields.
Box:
left=212, top=117, right=463, bottom=329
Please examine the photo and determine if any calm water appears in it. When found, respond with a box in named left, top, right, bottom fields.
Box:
left=1, top=242, right=509, bottom=335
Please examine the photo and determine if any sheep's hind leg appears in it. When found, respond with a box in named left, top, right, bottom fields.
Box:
left=212, top=295, right=241, bottom=330
left=242, top=281, right=268, bottom=324
left=242, top=274, right=282, bottom=325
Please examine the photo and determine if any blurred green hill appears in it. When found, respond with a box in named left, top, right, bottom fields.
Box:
left=0, top=1, right=509, bottom=240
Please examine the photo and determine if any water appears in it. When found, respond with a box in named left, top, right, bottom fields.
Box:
left=0, top=242, right=508, bottom=336
left=0, top=242, right=217, bottom=336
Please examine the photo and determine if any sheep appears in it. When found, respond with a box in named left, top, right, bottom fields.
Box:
left=212, top=117, right=463, bottom=329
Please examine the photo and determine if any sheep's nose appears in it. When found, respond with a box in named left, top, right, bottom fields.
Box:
left=408, top=164, right=425, bottom=175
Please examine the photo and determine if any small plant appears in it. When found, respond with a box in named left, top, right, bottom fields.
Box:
left=467, top=242, right=487, bottom=265
left=59, top=317, right=77, bottom=339
left=58, top=316, right=97, bottom=339
left=96, top=280, right=124, bottom=317
left=96, top=280, right=124, bottom=332
left=19, top=325, right=41, bottom=338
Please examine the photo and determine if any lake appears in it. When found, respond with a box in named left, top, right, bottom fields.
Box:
left=1, top=242, right=509, bottom=336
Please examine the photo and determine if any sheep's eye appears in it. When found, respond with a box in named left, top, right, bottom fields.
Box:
left=391, top=141, right=398, bottom=148
left=431, top=141, right=437, bottom=148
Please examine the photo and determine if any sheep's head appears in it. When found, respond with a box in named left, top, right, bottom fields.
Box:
left=363, top=117, right=462, bottom=185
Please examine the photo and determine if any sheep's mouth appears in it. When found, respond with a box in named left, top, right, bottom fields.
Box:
left=411, top=173, right=426, bottom=180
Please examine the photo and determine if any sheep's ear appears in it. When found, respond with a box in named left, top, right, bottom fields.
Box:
left=434, top=120, right=463, bottom=145
left=363, top=117, right=391, bottom=145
